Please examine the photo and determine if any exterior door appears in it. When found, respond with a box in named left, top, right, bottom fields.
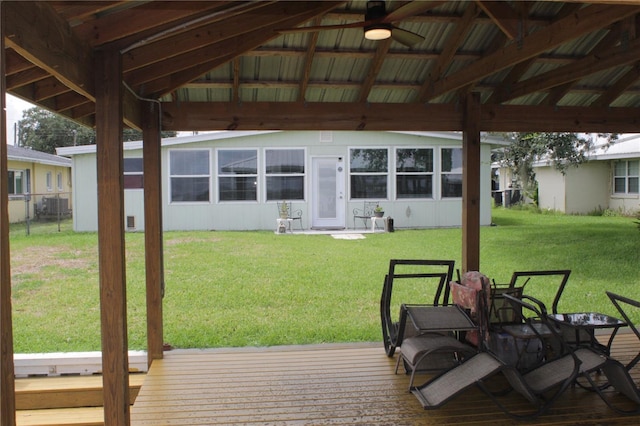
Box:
left=311, top=156, right=345, bottom=229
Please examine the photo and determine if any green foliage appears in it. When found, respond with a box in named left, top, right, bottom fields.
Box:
left=9, top=209, right=640, bottom=352
left=17, top=106, right=176, bottom=154
left=493, top=132, right=618, bottom=191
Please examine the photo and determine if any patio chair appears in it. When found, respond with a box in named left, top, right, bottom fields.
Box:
left=606, top=291, right=640, bottom=371
left=276, top=201, right=303, bottom=231
left=380, top=259, right=456, bottom=357
left=396, top=271, right=490, bottom=389
left=411, top=294, right=608, bottom=420
left=508, top=269, right=589, bottom=348
left=353, top=201, right=378, bottom=230
left=595, top=356, right=640, bottom=415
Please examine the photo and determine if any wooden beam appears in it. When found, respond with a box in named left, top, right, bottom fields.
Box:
left=498, top=32, right=640, bottom=104
left=475, top=1, right=521, bottom=40
left=3, top=1, right=94, bottom=101
left=161, top=101, right=463, bottom=131
left=424, top=4, right=640, bottom=101
left=0, top=3, right=17, bottom=424
left=95, top=48, right=130, bottom=426
left=160, top=101, right=640, bottom=133
left=142, top=101, right=165, bottom=366
left=131, top=2, right=344, bottom=98
left=359, top=38, right=392, bottom=103
left=462, top=93, right=481, bottom=273
left=480, top=104, right=640, bottom=132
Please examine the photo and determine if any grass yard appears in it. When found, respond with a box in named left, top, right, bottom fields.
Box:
left=8, top=208, right=640, bottom=353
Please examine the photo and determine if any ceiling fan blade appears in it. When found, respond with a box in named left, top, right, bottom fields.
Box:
left=277, top=20, right=370, bottom=34
left=383, top=1, right=446, bottom=23
left=391, top=27, right=424, bottom=47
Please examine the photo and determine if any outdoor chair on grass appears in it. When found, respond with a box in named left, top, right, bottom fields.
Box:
left=411, top=293, right=608, bottom=420
left=276, top=201, right=303, bottom=231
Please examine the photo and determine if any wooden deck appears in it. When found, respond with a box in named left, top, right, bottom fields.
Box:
left=131, top=333, right=640, bottom=425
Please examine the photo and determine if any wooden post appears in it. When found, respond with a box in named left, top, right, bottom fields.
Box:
left=462, top=92, right=481, bottom=273
left=95, top=48, right=130, bottom=426
left=142, top=102, right=164, bottom=365
left=0, top=2, right=17, bottom=424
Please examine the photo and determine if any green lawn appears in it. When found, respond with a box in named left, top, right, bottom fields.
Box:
left=8, top=208, right=640, bottom=353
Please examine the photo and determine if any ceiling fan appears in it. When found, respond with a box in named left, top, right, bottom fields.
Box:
left=278, top=1, right=431, bottom=47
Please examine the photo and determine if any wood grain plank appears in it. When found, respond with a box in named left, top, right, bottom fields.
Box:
left=130, top=333, right=640, bottom=425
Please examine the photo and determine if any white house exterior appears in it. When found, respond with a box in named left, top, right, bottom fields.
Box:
left=57, top=131, right=502, bottom=232
left=534, top=134, right=640, bottom=214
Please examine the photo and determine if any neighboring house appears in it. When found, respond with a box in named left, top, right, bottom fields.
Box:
left=534, top=134, right=640, bottom=214
left=57, top=131, right=505, bottom=232
left=6, top=144, right=72, bottom=223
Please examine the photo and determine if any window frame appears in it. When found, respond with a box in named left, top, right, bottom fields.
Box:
left=46, top=171, right=53, bottom=192
left=440, top=147, right=463, bottom=199
left=613, top=160, right=639, bottom=195
left=124, top=157, right=144, bottom=190
left=395, top=147, right=434, bottom=200
left=168, top=148, right=212, bottom=204
left=216, top=148, right=259, bottom=203
left=7, top=169, right=24, bottom=196
left=348, top=147, right=389, bottom=200
left=264, top=148, right=306, bottom=202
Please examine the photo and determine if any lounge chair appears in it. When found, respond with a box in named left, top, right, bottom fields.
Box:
left=411, top=294, right=608, bottom=420
left=606, top=291, right=640, bottom=371
left=380, top=259, right=455, bottom=357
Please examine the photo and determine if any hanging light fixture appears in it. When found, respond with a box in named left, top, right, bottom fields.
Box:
left=363, top=1, right=391, bottom=41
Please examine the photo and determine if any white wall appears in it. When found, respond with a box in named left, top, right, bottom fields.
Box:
left=537, top=166, right=566, bottom=212
left=68, top=131, right=495, bottom=231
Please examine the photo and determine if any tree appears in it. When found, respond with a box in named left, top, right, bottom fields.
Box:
left=493, top=132, right=618, bottom=193
left=17, top=107, right=176, bottom=154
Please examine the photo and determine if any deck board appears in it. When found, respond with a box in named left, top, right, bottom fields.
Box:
left=131, top=335, right=640, bottom=425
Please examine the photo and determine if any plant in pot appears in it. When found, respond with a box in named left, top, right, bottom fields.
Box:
left=374, top=204, right=384, bottom=218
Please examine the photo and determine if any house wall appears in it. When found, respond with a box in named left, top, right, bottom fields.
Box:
left=68, top=131, right=494, bottom=232
left=7, top=159, right=72, bottom=223
left=536, top=160, right=638, bottom=215
left=536, top=166, right=566, bottom=212
left=564, top=162, right=610, bottom=214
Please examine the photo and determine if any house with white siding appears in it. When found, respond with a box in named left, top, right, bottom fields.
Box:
left=57, top=131, right=505, bottom=232
left=6, top=145, right=72, bottom=223
left=534, top=134, right=640, bottom=214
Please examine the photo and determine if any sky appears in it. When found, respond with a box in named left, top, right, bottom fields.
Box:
left=5, top=94, right=34, bottom=145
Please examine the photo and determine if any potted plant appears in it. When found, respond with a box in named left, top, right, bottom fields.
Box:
left=374, top=204, right=384, bottom=218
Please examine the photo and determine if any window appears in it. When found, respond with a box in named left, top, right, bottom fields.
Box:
left=46, top=171, right=52, bottom=191
left=57, top=172, right=63, bottom=191
left=8, top=170, right=24, bottom=195
left=218, top=149, right=257, bottom=201
left=441, top=148, right=463, bottom=198
left=124, top=158, right=144, bottom=189
left=350, top=148, right=388, bottom=199
left=265, top=149, right=304, bottom=201
left=396, top=148, right=433, bottom=199
left=169, top=150, right=210, bottom=202
left=614, top=160, right=639, bottom=194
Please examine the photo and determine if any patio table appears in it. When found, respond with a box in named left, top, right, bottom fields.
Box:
left=547, top=312, right=627, bottom=355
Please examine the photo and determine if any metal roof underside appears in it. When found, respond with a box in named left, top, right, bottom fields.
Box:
left=5, top=1, right=640, bottom=133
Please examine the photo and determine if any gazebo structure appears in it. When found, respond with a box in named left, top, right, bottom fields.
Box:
left=2, top=1, right=640, bottom=425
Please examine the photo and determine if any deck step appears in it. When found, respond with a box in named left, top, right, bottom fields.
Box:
left=16, top=407, right=104, bottom=426
left=16, top=374, right=146, bottom=410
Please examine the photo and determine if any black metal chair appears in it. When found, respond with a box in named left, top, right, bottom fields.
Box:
left=606, top=291, right=640, bottom=371
left=380, top=259, right=456, bottom=357
left=411, top=294, right=608, bottom=420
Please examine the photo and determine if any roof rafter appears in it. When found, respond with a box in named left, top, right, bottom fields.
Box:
left=424, top=4, right=640, bottom=102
